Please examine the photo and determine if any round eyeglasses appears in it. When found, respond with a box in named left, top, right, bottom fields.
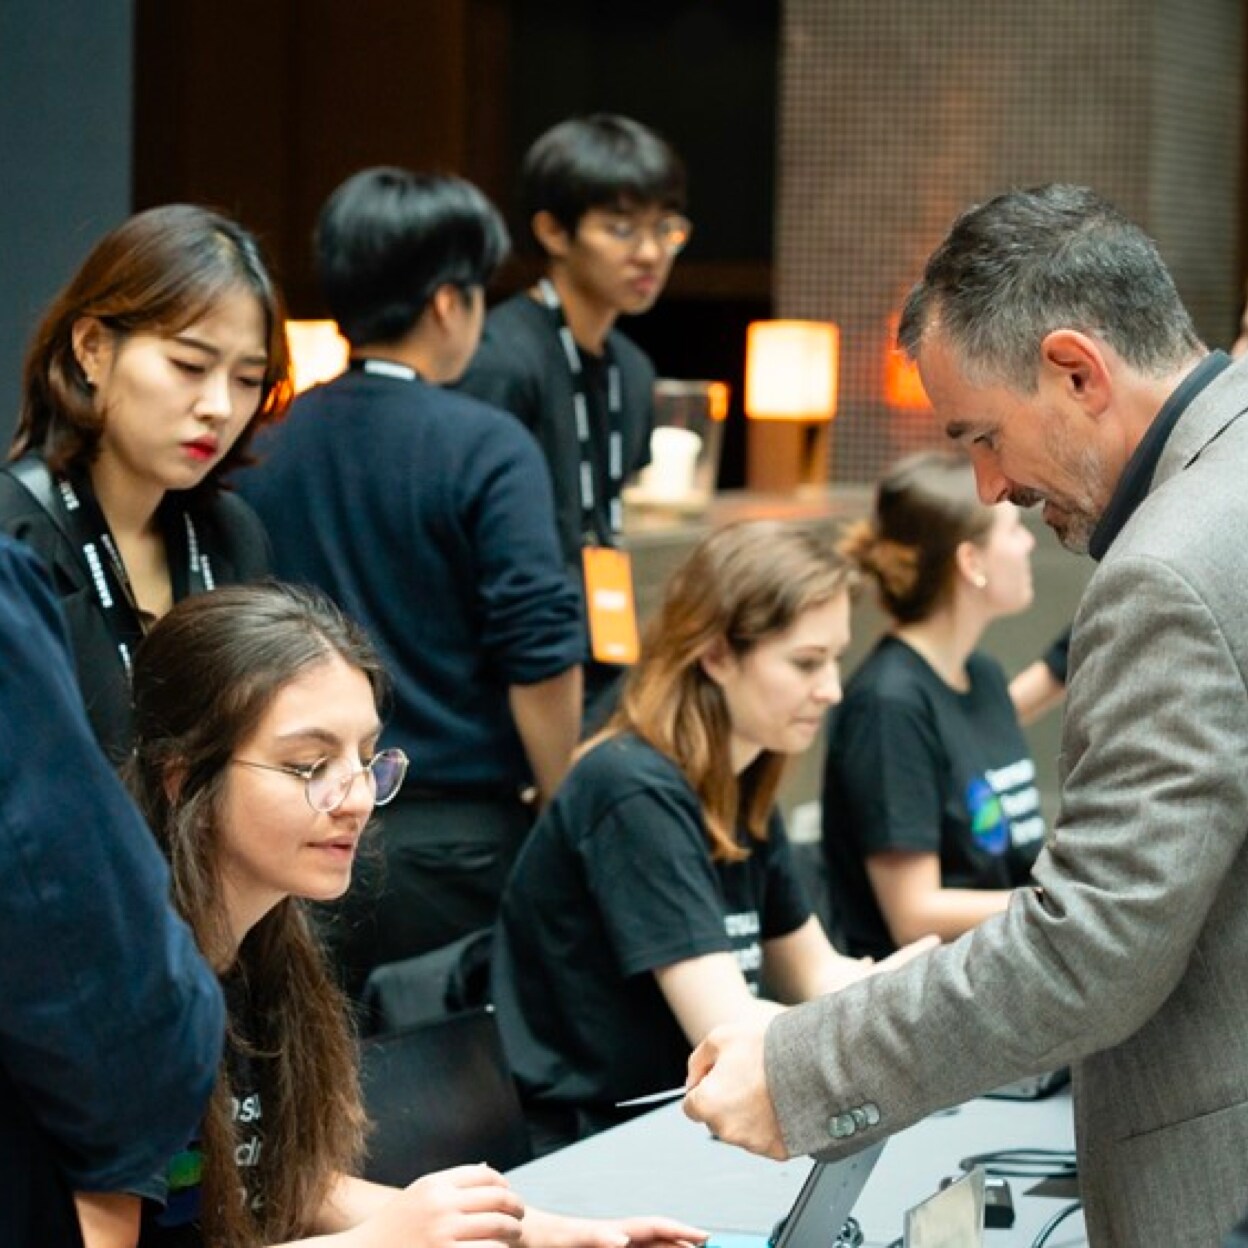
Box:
left=594, top=212, right=693, bottom=256
left=232, top=747, right=409, bottom=813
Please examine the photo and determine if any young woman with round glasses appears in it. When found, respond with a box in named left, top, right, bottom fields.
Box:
left=99, top=581, right=701, bottom=1248
left=0, top=204, right=289, bottom=764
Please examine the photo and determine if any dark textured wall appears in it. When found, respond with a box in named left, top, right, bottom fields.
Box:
left=777, top=0, right=1244, bottom=483
left=0, top=1, right=134, bottom=451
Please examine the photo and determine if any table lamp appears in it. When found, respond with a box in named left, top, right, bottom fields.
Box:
left=744, top=319, right=839, bottom=491
left=286, top=319, right=350, bottom=394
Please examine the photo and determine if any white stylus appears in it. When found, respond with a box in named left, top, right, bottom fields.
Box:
left=614, top=1086, right=688, bottom=1108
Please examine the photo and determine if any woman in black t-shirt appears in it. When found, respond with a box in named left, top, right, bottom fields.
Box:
left=823, top=451, right=1046, bottom=960
left=97, top=584, right=702, bottom=1248
left=492, top=521, right=935, bottom=1154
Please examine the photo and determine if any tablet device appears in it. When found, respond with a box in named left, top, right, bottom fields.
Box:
left=752, top=1142, right=886, bottom=1248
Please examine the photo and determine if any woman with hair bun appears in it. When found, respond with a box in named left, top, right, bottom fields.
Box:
left=822, top=450, right=1045, bottom=960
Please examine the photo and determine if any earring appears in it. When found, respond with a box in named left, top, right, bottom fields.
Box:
left=972, top=574, right=988, bottom=589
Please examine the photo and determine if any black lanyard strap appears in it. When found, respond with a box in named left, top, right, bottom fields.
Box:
left=538, top=279, right=624, bottom=546
left=8, top=456, right=211, bottom=678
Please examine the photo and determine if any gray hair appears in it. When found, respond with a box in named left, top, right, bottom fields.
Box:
left=897, top=184, right=1203, bottom=390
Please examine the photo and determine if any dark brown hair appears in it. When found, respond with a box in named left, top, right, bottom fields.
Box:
left=841, top=450, right=993, bottom=624
left=13, top=203, right=292, bottom=486
left=126, top=582, right=383, bottom=1246
left=607, top=520, right=853, bottom=862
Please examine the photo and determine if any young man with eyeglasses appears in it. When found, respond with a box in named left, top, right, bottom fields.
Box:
left=457, top=113, right=690, bottom=727
left=234, top=168, right=583, bottom=994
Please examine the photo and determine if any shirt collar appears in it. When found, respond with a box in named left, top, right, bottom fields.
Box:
left=1087, top=350, right=1230, bottom=560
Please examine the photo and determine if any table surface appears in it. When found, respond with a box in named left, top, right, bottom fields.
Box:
left=508, top=1091, right=1086, bottom=1248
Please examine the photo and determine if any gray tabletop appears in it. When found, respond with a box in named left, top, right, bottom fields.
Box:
left=508, top=1091, right=1086, bottom=1247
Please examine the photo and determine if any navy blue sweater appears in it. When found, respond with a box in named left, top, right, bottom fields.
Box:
left=236, top=369, right=584, bottom=791
left=0, top=534, right=223, bottom=1245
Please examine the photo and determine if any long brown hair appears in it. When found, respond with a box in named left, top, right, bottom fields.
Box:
left=840, top=450, right=993, bottom=624
left=13, top=203, right=291, bottom=487
left=607, top=520, right=853, bottom=862
left=126, top=583, right=381, bottom=1246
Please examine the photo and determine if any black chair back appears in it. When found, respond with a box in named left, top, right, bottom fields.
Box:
left=359, top=1006, right=532, bottom=1185
left=359, top=927, right=493, bottom=1038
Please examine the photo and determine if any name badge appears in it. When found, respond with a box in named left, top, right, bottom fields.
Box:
left=582, top=545, right=640, bottom=665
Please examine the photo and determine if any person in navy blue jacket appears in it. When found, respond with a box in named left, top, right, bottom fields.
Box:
left=0, top=532, right=223, bottom=1247
left=235, top=168, right=584, bottom=994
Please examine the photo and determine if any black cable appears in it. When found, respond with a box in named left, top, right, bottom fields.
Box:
left=1029, top=1200, right=1083, bottom=1248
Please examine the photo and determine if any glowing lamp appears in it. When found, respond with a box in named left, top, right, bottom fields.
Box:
left=286, top=320, right=349, bottom=394
left=744, top=320, right=839, bottom=422
left=883, top=313, right=931, bottom=411
left=743, top=320, right=839, bottom=491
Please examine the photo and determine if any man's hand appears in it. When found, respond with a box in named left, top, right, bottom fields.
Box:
left=682, top=1016, right=788, bottom=1160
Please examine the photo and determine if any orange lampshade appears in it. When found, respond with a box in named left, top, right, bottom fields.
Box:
left=744, top=320, right=839, bottom=422
left=286, top=320, right=349, bottom=394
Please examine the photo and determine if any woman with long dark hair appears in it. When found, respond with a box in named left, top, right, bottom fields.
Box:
left=490, top=521, right=934, bottom=1155
left=0, top=204, right=289, bottom=761
left=106, top=582, right=701, bottom=1248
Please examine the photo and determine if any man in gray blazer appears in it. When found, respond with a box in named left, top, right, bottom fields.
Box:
left=684, top=184, right=1248, bottom=1246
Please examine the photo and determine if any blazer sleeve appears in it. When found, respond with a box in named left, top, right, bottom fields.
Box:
left=0, top=537, right=225, bottom=1191
left=764, top=551, right=1248, bottom=1157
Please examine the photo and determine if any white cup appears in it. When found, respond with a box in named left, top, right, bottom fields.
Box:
left=641, top=426, right=703, bottom=501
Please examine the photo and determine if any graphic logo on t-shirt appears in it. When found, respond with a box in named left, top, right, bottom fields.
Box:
left=965, top=775, right=1009, bottom=855
left=965, top=757, right=1045, bottom=856
left=724, top=909, right=763, bottom=995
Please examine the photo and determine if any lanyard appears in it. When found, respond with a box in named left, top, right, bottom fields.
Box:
left=537, top=278, right=624, bottom=546
left=57, top=470, right=212, bottom=678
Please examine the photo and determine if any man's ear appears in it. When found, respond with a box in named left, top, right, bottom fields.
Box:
left=1038, top=329, right=1112, bottom=416
left=71, top=316, right=113, bottom=388
left=428, top=284, right=461, bottom=328
left=531, top=210, right=572, bottom=260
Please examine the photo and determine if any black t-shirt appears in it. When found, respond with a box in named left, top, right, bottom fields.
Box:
left=490, top=733, right=810, bottom=1132
left=822, top=637, right=1045, bottom=959
left=138, top=977, right=265, bottom=1247
left=456, top=294, right=657, bottom=709
left=456, top=292, right=655, bottom=562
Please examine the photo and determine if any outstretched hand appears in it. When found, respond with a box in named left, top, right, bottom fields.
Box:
left=683, top=1016, right=788, bottom=1160
left=521, top=1208, right=708, bottom=1248
left=349, top=1164, right=525, bottom=1248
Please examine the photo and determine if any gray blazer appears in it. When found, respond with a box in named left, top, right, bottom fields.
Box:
left=768, top=355, right=1248, bottom=1246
